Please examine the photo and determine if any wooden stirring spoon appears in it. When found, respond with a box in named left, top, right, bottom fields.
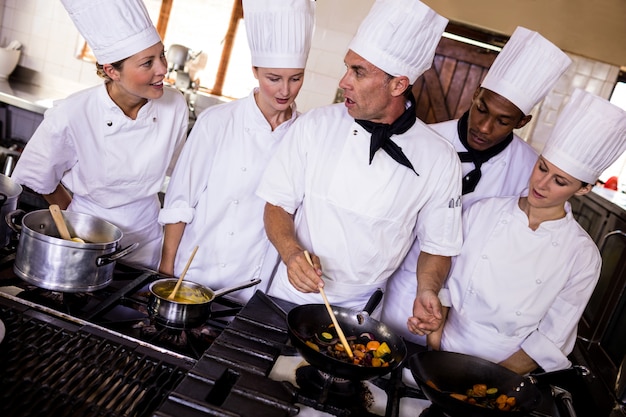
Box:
left=167, top=245, right=199, bottom=301
left=49, top=204, right=85, bottom=243
left=303, top=250, right=354, bottom=359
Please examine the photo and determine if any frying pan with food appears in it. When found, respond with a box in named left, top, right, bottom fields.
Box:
left=409, top=350, right=543, bottom=417
left=287, top=288, right=408, bottom=381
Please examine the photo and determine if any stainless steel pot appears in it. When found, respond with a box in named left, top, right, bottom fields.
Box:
left=148, top=278, right=262, bottom=329
left=0, top=174, right=22, bottom=247
left=6, top=208, right=137, bottom=292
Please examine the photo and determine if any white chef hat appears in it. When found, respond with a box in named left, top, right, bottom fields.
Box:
left=348, top=0, right=448, bottom=84
left=481, top=26, right=571, bottom=115
left=542, top=89, right=626, bottom=184
left=60, top=0, right=161, bottom=64
left=243, top=0, right=315, bottom=69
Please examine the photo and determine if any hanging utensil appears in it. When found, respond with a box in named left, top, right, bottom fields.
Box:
left=303, top=250, right=354, bottom=359
left=167, top=245, right=199, bottom=301
left=49, top=204, right=85, bottom=243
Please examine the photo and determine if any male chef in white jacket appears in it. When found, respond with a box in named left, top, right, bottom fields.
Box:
left=383, top=26, right=572, bottom=343
left=257, top=0, right=462, bottom=333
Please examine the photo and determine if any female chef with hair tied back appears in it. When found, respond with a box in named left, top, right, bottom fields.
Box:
left=427, top=88, right=626, bottom=374
left=158, top=0, right=315, bottom=303
left=10, top=0, right=188, bottom=270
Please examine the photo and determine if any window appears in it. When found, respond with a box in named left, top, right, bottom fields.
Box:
left=80, top=0, right=257, bottom=99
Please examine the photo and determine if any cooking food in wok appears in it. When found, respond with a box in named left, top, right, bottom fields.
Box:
left=409, top=351, right=543, bottom=417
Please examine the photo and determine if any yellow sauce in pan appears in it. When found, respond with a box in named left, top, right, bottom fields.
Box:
left=156, top=285, right=212, bottom=304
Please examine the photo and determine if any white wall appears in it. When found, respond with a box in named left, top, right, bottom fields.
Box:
left=0, top=0, right=101, bottom=94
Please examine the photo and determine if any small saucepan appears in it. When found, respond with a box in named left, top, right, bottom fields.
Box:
left=409, top=350, right=544, bottom=417
left=287, top=289, right=408, bottom=381
left=148, top=278, right=261, bottom=329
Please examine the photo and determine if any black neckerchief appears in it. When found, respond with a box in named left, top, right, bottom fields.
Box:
left=355, top=93, right=419, bottom=176
left=457, top=110, right=513, bottom=194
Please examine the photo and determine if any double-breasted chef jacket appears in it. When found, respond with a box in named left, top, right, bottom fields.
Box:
left=256, top=103, right=463, bottom=309
left=382, top=118, right=538, bottom=343
left=159, top=89, right=297, bottom=303
left=439, top=196, right=601, bottom=372
left=11, top=84, right=188, bottom=269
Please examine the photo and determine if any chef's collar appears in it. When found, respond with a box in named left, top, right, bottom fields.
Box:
left=457, top=111, right=513, bottom=194
left=355, top=93, right=419, bottom=175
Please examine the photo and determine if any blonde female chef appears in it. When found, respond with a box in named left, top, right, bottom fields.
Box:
left=429, top=89, right=626, bottom=374
left=158, top=0, right=315, bottom=303
left=11, top=0, right=188, bottom=269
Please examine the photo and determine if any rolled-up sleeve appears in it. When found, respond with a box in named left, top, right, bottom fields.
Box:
left=159, top=116, right=213, bottom=225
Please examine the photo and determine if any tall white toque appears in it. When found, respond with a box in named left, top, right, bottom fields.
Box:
left=481, top=26, right=572, bottom=115
left=243, top=0, right=316, bottom=69
left=542, top=88, right=626, bottom=184
left=348, top=0, right=448, bottom=84
left=60, top=0, right=161, bottom=64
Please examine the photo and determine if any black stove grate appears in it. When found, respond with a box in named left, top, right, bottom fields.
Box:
left=0, top=301, right=192, bottom=417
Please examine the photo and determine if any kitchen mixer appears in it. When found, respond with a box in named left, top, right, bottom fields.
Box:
left=166, top=44, right=203, bottom=91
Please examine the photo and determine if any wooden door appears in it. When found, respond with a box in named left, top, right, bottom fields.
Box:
left=413, top=36, right=499, bottom=124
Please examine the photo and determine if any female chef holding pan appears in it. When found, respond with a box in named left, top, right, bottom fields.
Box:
left=11, top=0, right=188, bottom=269
left=158, top=0, right=315, bottom=303
left=427, top=88, right=626, bottom=374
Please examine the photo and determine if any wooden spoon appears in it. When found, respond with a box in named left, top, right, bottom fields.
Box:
left=303, top=250, right=354, bottom=359
left=167, top=245, right=199, bottom=301
left=49, top=204, right=85, bottom=243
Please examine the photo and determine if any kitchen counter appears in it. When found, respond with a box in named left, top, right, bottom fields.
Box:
left=0, top=75, right=75, bottom=115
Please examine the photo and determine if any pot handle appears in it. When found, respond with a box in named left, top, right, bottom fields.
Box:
left=5, top=209, right=25, bottom=234
left=363, top=288, right=384, bottom=315
left=96, top=242, right=139, bottom=267
left=211, top=278, right=262, bottom=299
left=0, top=193, right=7, bottom=209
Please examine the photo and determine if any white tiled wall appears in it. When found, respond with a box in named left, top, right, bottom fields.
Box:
left=296, top=0, right=375, bottom=112
left=0, top=0, right=100, bottom=91
left=522, top=54, right=620, bottom=153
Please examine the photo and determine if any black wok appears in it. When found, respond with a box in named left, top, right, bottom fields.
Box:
left=286, top=289, right=408, bottom=381
left=409, top=350, right=543, bottom=417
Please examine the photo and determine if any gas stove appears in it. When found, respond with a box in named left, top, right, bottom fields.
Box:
left=0, top=240, right=586, bottom=417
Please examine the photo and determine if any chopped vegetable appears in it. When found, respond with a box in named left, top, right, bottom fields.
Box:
left=448, top=384, right=519, bottom=412
left=304, top=324, right=395, bottom=368
left=320, top=332, right=333, bottom=341
left=366, top=340, right=381, bottom=351
left=305, top=340, right=320, bottom=352
left=374, top=342, right=391, bottom=358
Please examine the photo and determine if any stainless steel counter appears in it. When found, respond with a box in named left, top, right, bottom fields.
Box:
left=0, top=67, right=86, bottom=115
left=0, top=78, right=64, bottom=114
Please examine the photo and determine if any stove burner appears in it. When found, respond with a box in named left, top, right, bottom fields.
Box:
left=295, top=365, right=376, bottom=416
left=18, top=287, right=91, bottom=312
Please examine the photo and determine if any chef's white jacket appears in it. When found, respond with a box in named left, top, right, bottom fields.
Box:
left=439, top=196, right=601, bottom=372
left=159, top=90, right=297, bottom=303
left=256, top=103, right=463, bottom=309
left=382, top=118, right=539, bottom=344
left=11, top=84, right=188, bottom=269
